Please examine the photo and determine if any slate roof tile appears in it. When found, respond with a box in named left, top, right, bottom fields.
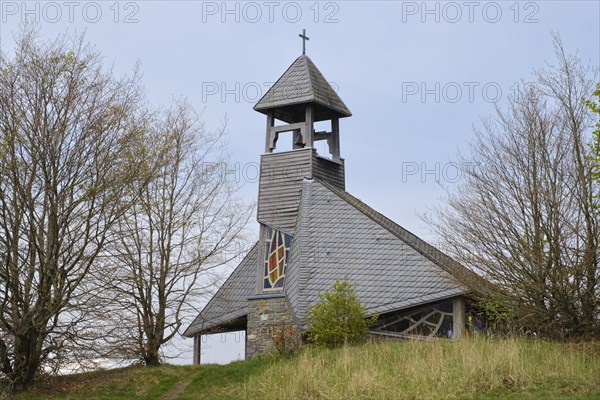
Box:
left=283, top=179, right=474, bottom=329
left=183, top=243, right=258, bottom=336
left=186, top=178, right=488, bottom=336
left=253, top=55, right=351, bottom=120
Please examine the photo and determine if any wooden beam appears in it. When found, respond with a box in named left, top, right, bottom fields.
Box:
left=329, top=117, right=340, bottom=161
left=314, top=131, right=329, bottom=141
left=193, top=334, right=201, bottom=365
left=305, top=105, right=314, bottom=147
left=452, top=297, right=465, bottom=339
left=265, top=111, right=274, bottom=153
left=270, top=122, right=306, bottom=134
left=270, top=122, right=308, bottom=151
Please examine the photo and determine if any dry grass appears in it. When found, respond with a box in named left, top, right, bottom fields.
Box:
left=9, top=338, right=600, bottom=399
left=244, top=337, right=600, bottom=400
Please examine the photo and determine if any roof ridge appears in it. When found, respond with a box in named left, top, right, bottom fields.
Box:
left=312, top=178, right=491, bottom=294
left=302, top=55, right=315, bottom=95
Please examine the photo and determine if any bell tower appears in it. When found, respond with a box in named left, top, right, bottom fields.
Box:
left=251, top=33, right=351, bottom=295
left=254, top=53, right=351, bottom=161
left=254, top=53, right=351, bottom=233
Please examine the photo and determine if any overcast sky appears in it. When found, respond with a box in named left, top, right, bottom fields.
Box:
left=1, top=0, right=599, bottom=365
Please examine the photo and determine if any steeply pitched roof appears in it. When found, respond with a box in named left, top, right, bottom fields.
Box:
left=284, top=179, right=472, bottom=329
left=184, top=243, right=258, bottom=337
left=185, top=180, right=487, bottom=336
left=316, top=179, right=491, bottom=295
left=253, top=55, right=351, bottom=123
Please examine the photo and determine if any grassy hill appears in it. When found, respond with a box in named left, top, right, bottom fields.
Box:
left=9, top=338, right=600, bottom=400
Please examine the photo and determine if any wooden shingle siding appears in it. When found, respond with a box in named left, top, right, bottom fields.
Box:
left=313, top=154, right=345, bottom=190
left=258, top=148, right=346, bottom=232
left=257, top=148, right=313, bottom=233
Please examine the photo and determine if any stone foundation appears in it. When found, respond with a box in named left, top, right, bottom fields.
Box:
left=246, top=294, right=298, bottom=358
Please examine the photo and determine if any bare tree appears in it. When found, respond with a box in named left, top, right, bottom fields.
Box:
left=0, top=29, right=147, bottom=390
left=586, top=83, right=600, bottom=196
left=100, top=99, right=252, bottom=366
left=427, top=35, right=599, bottom=338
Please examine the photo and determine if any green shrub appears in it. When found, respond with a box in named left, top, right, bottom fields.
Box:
left=470, top=295, right=518, bottom=336
left=307, top=278, right=378, bottom=347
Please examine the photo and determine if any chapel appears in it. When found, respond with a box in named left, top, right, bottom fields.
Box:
left=184, top=34, right=486, bottom=362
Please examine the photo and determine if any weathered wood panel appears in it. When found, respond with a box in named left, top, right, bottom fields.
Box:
left=313, top=154, right=345, bottom=190
left=257, top=148, right=313, bottom=233
left=257, top=148, right=346, bottom=232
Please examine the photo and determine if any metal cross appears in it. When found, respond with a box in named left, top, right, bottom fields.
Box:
left=299, top=29, right=309, bottom=55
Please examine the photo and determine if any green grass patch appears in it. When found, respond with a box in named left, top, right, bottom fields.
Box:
left=6, top=338, right=600, bottom=400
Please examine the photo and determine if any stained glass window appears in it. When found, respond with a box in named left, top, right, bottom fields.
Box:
left=263, top=227, right=291, bottom=290
left=371, top=300, right=454, bottom=339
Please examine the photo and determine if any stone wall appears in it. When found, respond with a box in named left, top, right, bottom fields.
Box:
left=246, top=294, right=298, bottom=358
